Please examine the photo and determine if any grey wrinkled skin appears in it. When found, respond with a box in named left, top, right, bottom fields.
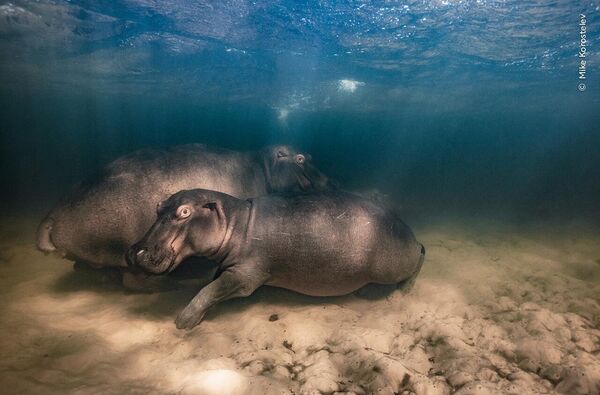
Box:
left=127, top=189, right=425, bottom=329
left=37, top=144, right=332, bottom=273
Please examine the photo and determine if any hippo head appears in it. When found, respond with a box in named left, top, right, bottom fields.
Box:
left=262, top=145, right=333, bottom=193
left=127, top=189, right=231, bottom=274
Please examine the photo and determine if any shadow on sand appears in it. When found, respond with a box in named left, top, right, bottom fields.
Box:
left=50, top=258, right=408, bottom=323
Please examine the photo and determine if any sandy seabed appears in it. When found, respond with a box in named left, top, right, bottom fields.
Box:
left=0, top=216, right=598, bottom=395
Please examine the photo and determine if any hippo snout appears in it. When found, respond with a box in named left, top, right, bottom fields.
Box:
left=126, top=243, right=172, bottom=274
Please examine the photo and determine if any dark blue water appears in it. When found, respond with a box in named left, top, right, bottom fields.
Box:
left=1, top=0, right=599, bottom=223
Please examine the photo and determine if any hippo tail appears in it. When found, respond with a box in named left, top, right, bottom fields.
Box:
left=36, top=217, right=56, bottom=253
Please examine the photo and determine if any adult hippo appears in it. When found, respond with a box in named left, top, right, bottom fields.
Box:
left=127, top=189, right=425, bottom=329
left=37, top=144, right=332, bottom=275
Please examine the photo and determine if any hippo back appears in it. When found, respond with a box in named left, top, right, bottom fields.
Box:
left=44, top=144, right=267, bottom=267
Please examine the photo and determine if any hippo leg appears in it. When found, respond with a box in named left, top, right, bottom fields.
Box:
left=175, top=267, right=268, bottom=330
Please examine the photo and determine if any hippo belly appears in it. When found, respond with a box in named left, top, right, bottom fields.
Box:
left=265, top=257, right=371, bottom=296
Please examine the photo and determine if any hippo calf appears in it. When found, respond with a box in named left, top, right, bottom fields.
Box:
left=127, top=189, right=425, bottom=329
left=37, top=144, right=331, bottom=275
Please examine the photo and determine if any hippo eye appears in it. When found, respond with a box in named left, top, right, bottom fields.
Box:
left=295, top=154, right=305, bottom=164
left=277, top=151, right=287, bottom=159
left=176, top=205, right=192, bottom=219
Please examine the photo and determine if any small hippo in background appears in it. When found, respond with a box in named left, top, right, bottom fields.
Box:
left=36, top=144, right=332, bottom=282
left=127, top=189, right=425, bottom=329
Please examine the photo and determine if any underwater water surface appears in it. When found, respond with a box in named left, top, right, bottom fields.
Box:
left=1, top=1, right=600, bottom=395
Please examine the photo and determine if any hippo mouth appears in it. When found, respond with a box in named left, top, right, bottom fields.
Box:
left=141, top=251, right=180, bottom=274
left=161, top=228, right=188, bottom=273
left=135, top=228, right=186, bottom=274
left=151, top=254, right=178, bottom=274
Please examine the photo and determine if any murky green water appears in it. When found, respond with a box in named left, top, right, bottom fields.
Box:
left=1, top=1, right=599, bottom=224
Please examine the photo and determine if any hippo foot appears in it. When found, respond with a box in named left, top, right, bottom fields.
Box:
left=175, top=309, right=206, bottom=330
left=172, top=268, right=268, bottom=330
